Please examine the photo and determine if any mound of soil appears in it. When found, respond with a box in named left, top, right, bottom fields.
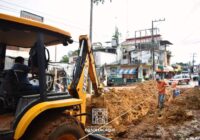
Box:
left=119, top=87, right=200, bottom=139
left=86, top=81, right=200, bottom=139
left=86, top=80, right=158, bottom=135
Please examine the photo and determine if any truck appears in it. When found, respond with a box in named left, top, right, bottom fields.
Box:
left=0, top=13, right=107, bottom=140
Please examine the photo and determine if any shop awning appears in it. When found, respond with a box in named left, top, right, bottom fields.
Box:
left=165, top=66, right=174, bottom=72
left=118, top=68, right=137, bottom=74
left=156, top=65, right=174, bottom=72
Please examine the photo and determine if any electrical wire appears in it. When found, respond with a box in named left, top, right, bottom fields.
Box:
left=0, top=0, right=89, bottom=32
left=0, top=0, right=89, bottom=29
left=0, top=0, right=114, bottom=42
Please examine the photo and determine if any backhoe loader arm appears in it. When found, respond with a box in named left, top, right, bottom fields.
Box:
left=87, top=37, right=100, bottom=96
left=68, top=35, right=100, bottom=99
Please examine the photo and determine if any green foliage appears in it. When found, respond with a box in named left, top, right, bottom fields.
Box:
left=176, top=62, right=189, bottom=67
left=60, top=55, right=69, bottom=63
left=93, top=0, right=112, bottom=5
left=112, top=27, right=121, bottom=46
left=72, top=50, right=79, bottom=56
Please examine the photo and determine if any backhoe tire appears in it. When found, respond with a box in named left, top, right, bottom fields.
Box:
left=25, top=113, right=86, bottom=140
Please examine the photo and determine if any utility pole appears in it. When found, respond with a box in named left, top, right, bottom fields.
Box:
left=192, top=53, right=197, bottom=73
left=89, top=0, right=93, bottom=43
left=151, top=18, right=165, bottom=80
left=88, top=0, right=94, bottom=94
left=55, top=45, right=57, bottom=62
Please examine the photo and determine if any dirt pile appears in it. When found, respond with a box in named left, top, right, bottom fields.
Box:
left=86, top=80, right=158, bottom=135
left=119, top=87, right=200, bottom=139
left=179, top=87, right=200, bottom=110
left=162, top=107, right=194, bottom=125
left=163, top=87, right=200, bottom=123
left=86, top=82, right=200, bottom=139
left=154, top=88, right=200, bottom=125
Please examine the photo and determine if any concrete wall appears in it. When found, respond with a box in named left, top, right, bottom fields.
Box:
left=93, top=51, right=117, bottom=67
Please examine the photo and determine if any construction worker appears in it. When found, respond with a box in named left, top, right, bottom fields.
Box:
left=12, top=56, right=39, bottom=93
left=171, top=81, right=180, bottom=98
left=156, top=76, right=168, bottom=110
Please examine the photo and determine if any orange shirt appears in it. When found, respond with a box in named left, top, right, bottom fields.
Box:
left=171, top=82, right=177, bottom=89
left=157, top=81, right=167, bottom=94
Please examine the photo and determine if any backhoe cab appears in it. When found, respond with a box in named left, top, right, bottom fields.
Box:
left=0, top=13, right=106, bottom=140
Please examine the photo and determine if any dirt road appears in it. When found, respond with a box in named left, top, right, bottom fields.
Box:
left=115, top=87, right=200, bottom=139
left=86, top=81, right=200, bottom=139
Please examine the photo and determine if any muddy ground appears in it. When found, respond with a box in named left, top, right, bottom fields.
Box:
left=86, top=81, right=200, bottom=140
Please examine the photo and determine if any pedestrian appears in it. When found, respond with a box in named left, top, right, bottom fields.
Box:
left=156, top=76, right=168, bottom=110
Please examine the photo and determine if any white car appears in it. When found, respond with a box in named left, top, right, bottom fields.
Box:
left=168, top=74, right=190, bottom=85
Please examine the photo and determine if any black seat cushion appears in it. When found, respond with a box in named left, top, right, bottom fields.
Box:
left=0, top=70, right=20, bottom=96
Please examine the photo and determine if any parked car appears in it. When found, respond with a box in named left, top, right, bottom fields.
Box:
left=168, top=74, right=190, bottom=85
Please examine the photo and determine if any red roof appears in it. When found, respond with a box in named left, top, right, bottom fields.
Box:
left=121, top=34, right=162, bottom=46
left=126, top=34, right=161, bottom=41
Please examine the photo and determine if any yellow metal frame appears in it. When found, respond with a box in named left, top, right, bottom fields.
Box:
left=14, top=98, right=82, bottom=140
left=79, top=35, right=100, bottom=95
left=75, top=55, right=89, bottom=125
left=68, top=35, right=101, bottom=126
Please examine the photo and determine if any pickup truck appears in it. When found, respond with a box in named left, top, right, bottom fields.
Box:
left=168, top=74, right=190, bottom=85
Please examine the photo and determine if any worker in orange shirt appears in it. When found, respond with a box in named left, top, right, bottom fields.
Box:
left=156, top=76, right=168, bottom=110
left=171, top=81, right=180, bottom=98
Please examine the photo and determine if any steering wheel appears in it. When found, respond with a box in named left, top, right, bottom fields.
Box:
left=28, top=46, right=50, bottom=70
left=29, top=73, right=54, bottom=92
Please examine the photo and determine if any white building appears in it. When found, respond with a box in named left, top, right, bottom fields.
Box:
left=121, top=34, right=172, bottom=66
left=93, top=48, right=117, bottom=67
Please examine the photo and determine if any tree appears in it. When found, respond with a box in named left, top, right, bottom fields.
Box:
left=112, top=26, right=121, bottom=47
left=60, top=55, right=69, bottom=63
left=93, top=0, right=112, bottom=5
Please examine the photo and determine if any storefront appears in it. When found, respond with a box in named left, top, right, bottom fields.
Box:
left=156, top=65, right=174, bottom=79
left=118, top=68, right=137, bottom=83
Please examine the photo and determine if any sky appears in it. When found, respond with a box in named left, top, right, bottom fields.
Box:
left=0, top=0, right=200, bottom=64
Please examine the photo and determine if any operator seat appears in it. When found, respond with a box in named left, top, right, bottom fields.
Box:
left=0, top=69, right=37, bottom=113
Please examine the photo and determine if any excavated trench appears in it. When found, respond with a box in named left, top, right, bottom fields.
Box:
left=86, top=81, right=200, bottom=139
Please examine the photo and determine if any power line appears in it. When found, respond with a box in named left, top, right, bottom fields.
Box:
left=0, top=1, right=115, bottom=42
left=0, top=5, right=19, bottom=13
left=0, top=0, right=89, bottom=31
left=0, top=8, right=87, bottom=32
left=0, top=0, right=81, bottom=24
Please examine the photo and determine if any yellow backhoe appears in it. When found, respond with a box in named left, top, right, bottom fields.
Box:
left=0, top=13, right=107, bottom=140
